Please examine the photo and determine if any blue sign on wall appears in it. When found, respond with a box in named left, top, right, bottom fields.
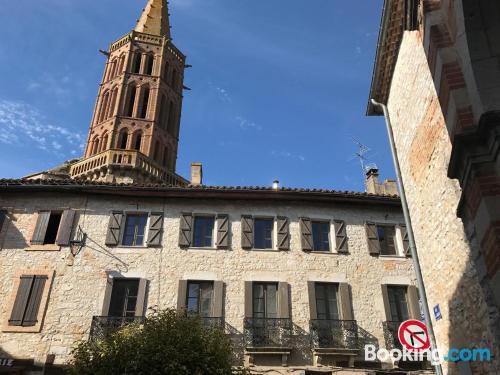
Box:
left=433, top=304, right=442, bottom=321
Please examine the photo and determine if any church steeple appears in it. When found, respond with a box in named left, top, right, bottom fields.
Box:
left=68, top=0, right=188, bottom=186
left=135, top=0, right=171, bottom=37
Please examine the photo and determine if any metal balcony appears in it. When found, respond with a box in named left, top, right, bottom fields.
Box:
left=243, top=318, right=293, bottom=348
left=89, top=316, right=145, bottom=341
left=383, top=320, right=403, bottom=350
left=200, top=317, right=225, bottom=330
left=310, top=319, right=359, bottom=350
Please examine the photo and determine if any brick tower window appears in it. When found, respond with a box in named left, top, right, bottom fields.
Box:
left=138, top=88, right=150, bottom=119
left=145, top=54, right=154, bottom=75
left=132, top=52, right=142, bottom=74
left=126, top=85, right=137, bottom=117
left=118, top=131, right=128, bottom=149
left=133, top=132, right=142, bottom=151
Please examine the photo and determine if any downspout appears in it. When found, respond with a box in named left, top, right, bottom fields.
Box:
left=371, top=99, right=444, bottom=375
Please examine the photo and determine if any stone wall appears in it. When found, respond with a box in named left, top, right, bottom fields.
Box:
left=387, top=30, right=499, bottom=374
left=0, top=191, right=415, bottom=374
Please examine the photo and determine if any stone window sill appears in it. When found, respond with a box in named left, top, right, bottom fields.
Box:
left=26, top=244, right=60, bottom=252
left=379, top=255, right=408, bottom=261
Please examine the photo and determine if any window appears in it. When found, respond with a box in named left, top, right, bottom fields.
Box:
left=253, top=283, right=278, bottom=319
left=133, top=132, right=142, bottom=151
left=101, top=133, right=109, bottom=152
left=118, top=130, right=128, bottom=149
left=8, top=275, right=48, bottom=327
left=145, top=55, right=154, bottom=75
left=312, top=221, right=330, bottom=251
left=133, top=52, right=142, bottom=74
left=254, top=218, right=273, bottom=249
left=167, top=101, right=176, bottom=135
left=108, top=279, right=139, bottom=317
left=377, top=225, right=397, bottom=255
left=126, top=85, right=137, bottom=117
left=31, top=211, right=62, bottom=245
left=122, top=214, right=148, bottom=246
left=186, top=281, right=213, bottom=317
left=387, top=286, right=409, bottom=322
left=192, top=216, right=215, bottom=248
left=98, top=91, right=110, bottom=123
left=163, top=60, right=170, bottom=81
left=171, top=69, right=177, bottom=89
left=315, top=283, right=339, bottom=320
left=138, top=88, right=150, bottom=119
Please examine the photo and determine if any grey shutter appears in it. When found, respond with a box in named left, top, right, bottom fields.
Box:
left=307, top=281, right=317, bottom=320
left=241, top=215, right=253, bottom=249
left=9, top=276, right=34, bottom=326
left=407, top=285, right=421, bottom=320
left=23, top=276, right=47, bottom=326
left=101, top=277, right=114, bottom=316
left=105, top=212, right=123, bottom=246
left=300, top=217, right=313, bottom=251
left=56, top=210, right=76, bottom=246
left=244, top=281, right=253, bottom=318
left=381, top=285, right=392, bottom=321
left=338, top=283, right=353, bottom=320
left=400, top=224, right=411, bottom=256
left=0, top=210, right=6, bottom=232
left=135, top=279, right=148, bottom=317
left=31, top=211, right=51, bottom=245
left=365, top=222, right=380, bottom=255
left=212, top=281, right=224, bottom=318
left=179, top=213, right=192, bottom=248
left=216, top=214, right=229, bottom=249
left=177, top=280, right=188, bottom=311
left=334, top=220, right=348, bottom=253
left=277, top=216, right=290, bottom=251
left=147, top=212, right=164, bottom=247
left=278, top=282, right=290, bottom=319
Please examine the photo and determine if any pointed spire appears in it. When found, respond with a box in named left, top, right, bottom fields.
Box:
left=135, top=0, right=171, bottom=37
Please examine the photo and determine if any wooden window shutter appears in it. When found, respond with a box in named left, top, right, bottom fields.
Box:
left=381, top=285, right=392, bottom=321
left=399, top=224, right=411, bottom=256
left=147, top=212, right=164, bottom=247
left=9, top=276, right=34, bottom=326
left=135, top=279, right=148, bottom=317
left=101, top=277, right=114, bottom=316
left=177, top=280, right=188, bottom=311
left=307, top=281, right=317, bottom=320
left=338, top=283, right=353, bottom=320
left=22, top=276, right=47, bottom=326
left=241, top=215, right=253, bottom=249
left=179, top=213, right=192, bottom=248
left=278, top=282, right=290, bottom=319
left=55, top=210, right=76, bottom=246
left=31, top=211, right=51, bottom=245
left=216, top=214, right=229, bottom=249
left=244, top=281, right=253, bottom=318
left=407, top=285, right=421, bottom=320
left=365, top=222, right=380, bottom=255
left=277, top=216, right=290, bottom=251
left=212, top=281, right=224, bottom=318
left=0, top=210, right=6, bottom=232
left=334, top=220, right=348, bottom=253
left=300, top=217, right=313, bottom=252
left=105, top=211, right=123, bottom=246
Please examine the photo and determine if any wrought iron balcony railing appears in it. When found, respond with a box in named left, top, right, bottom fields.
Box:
left=244, top=318, right=292, bottom=348
left=310, top=319, right=359, bottom=350
left=89, top=316, right=145, bottom=341
left=200, top=317, right=225, bottom=330
left=383, top=321, right=403, bottom=350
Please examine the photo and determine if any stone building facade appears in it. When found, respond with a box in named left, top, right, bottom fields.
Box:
left=368, top=0, right=500, bottom=374
left=0, top=180, right=424, bottom=374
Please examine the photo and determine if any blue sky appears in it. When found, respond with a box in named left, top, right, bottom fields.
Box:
left=0, top=0, right=394, bottom=191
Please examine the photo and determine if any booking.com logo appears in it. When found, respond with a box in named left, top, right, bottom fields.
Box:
left=365, top=345, right=491, bottom=364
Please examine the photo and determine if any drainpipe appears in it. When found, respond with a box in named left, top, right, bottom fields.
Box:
left=371, top=99, right=443, bottom=375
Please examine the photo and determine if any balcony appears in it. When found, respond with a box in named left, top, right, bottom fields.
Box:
left=69, top=149, right=188, bottom=186
left=383, top=321, right=403, bottom=350
left=200, top=317, right=225, bottom=330
left=310, top=319, right=359, bottom=350
left=89, top=316, right=145, bottom=341
left=243, top=318, right=292, bottom=349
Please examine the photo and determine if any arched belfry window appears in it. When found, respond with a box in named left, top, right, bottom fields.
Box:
left=171, top=69, right=177, bottom=89
left=98, top=91, right=110, bottom=123
left=91, top=136, right=100, bottom=155
left=167, top=100, right=176, bottom=135
left=163, top=60, right=170, bottom=82
left=159, top=93, right=168, bottom=130
left=118, top=54, right=126, bottom=74
left=138, top=87, right=150, bottom=119
left=133, top=52, right=142, bottom=74
left=107, top=88, right=118, bottom=119
left=101, top=133, right=109, bottom=152
left=133, top=132, right=142, bottom=151
left=145, top=54, right=154, bottom=75
left=126, top=85, right=137, bottom=117
left=118, top=130, right=128, bottom=149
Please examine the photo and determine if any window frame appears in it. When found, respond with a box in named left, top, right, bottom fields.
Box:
left=311, top=220, right=331, bottom=252
left=119, top=212, right=149, bottom=248
left=3, top=269, right=54, bottom=333
left=185, top=280, right=214, bottom=317
left=376, top=224, right=404, bottom=257
left=253, top=217, right=275, bottom=250
left=28, top=210, right=65, bottom=251
left=252, top=282, right=279, bottom=319
left=191, top=214, right=216, bottom=249
left=314, top=282, right=340, bottom=320
left=386, top=285, right=410, bottom=322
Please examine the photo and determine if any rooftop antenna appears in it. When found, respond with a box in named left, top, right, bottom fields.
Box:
left=349, top=137, right=378, bottom=176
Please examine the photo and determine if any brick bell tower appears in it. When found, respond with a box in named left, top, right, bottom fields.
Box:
left=69, top=0, right=188, bottom=185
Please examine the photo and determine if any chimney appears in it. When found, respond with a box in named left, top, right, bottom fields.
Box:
left=191, top=162, right=203, bottom=185
left=365, top=167, right=380, bottom=194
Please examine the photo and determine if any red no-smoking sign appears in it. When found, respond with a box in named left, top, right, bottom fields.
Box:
left=398, top=320, right=430, bottom=352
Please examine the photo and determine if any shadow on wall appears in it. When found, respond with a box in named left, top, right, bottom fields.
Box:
left=0, top=212, right=28, bottom=250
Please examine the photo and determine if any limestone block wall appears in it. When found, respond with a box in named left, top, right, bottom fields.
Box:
left=387, top=30, right=499, bottom=374
left=0, top=192, right=414, bottom=371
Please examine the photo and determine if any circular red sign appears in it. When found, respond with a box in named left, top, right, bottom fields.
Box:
left=398, top=319, right=430, bottom=352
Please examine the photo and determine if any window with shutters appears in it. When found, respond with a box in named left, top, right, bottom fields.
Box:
left=315, top=283, right=340, bottom=320
left=192, top=215, right=215, bottom=248
left=254, top=218, right=273, bottom=250
left=253, top=283, right=278, bottom=319
left=122, top=214, right=148, bottom=247
left=30, top=211, right=66, bottom=246
left=377, top=225, right=397, bottom=256
left=186, top=281, right=214, bottom=317
left=312, top=221, right=330, bottom=252
left=108, top=279, right=140, bottom=317
left=387, top=286, right=410, bottom=322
